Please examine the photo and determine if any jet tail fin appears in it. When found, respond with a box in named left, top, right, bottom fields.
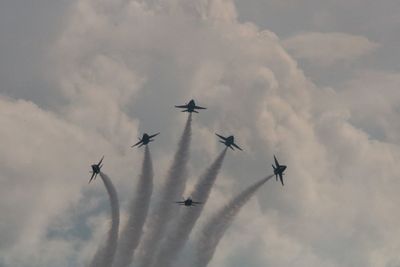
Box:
left=182, top=109, right=189, bottom=112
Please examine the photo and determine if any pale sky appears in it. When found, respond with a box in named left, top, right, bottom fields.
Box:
left=0, top=1, right=399, bottom=267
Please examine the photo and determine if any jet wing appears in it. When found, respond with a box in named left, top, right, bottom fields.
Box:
left=232, top=143, right=243, bottom=151
left=131, top=140, right=143, bottom=148
left=279, top=173, right=284, bottom=186
left=215, top=133, right=227, bottom=140
left=194, top=105, right=207, bottom=110
left=175, top=105, right=188, bottom=108
left=98, top=156, right=104, bottom=166
left=89, top=173, right=96, bottom=183
left=175, top=201, right=185, bottom=204
left=149, top=133, right=160, bottom=138
left=274, top=155, right=279, bottom=167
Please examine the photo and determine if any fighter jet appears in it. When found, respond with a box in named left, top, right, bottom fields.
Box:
left=272, top=155, right=287, bottom=186
left=175, top=197, right=202, bottom=207
left=175, top=99, right=206, bottom=113
left=216, top=133, right=242, bottom=151
left=131, top=132, right=160, bottom=148
left=89, top=156, right=104, bottom=183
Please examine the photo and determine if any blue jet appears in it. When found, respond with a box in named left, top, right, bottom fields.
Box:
left=272, top=155, right=287, bottom=186
left=175, top=197, right=202, bottom=207
left=175, top=99, right=206, bottom=113
left=216, top=133, right=242, bottom=151
left=131, top=132, right=160, bottom=148
left=89, top=156, right=104, bottom=183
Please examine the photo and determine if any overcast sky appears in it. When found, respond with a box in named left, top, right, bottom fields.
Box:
left=0, top=0, right=399, bottom=267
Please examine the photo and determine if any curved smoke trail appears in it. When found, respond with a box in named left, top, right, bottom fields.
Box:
left=152, top=148, right=228, bottom=267
left=194, top=174, right=274, bottom=267
left=89, top=172, right=120, bottom=267
left=135, top=114, right=192, bottom=267
left=113, top=146, right=154, bottom=267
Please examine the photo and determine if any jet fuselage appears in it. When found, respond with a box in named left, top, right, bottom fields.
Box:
left=184, top=198, right=193, bottom=206
left=141, top=133, right=151, bottom=145
left=223, top=135, right=234, bottom=146
left=274, top=165, right=287, bottom=175
left=92, top=164, right=101, bottom=174
left=186, top=100, right=196, bottom=112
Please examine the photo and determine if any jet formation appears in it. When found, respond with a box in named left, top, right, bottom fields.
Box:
left=175, top=197, right=202, bottom=207
left=89, top=99, right=288, bottom=187
left=89, top=156, right=104, bottom=183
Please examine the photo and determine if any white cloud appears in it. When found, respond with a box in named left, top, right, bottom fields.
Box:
left=283, top=32, right=379, bottom=66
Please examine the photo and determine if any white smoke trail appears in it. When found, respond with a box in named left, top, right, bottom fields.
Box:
left=152, top=148, right=228, bottom=267
left=113, top=146, right=154, bottom=267
left=194, top=174, right=274, bottom=267
left=89, top=172, right=120, bottom=267
left=135, top=114, right=192, bottom=267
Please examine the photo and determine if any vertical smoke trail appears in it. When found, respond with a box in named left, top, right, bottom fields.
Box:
left=89, top=172, right=120, bottom=267
left=113, top=146, right=154, bottom=267
left=194, top=174, right=274, bottom=267
left=152, top=148, right=228, bottom=267
left=135, top=114, right=192, bottom=267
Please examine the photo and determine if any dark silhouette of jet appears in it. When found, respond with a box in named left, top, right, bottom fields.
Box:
left=175, top=197, right=202, bottom=207
left=216, top=133, right=242, bottom=151
left=175, top=99, right=206, bottom=113
left=89, top=156, right=104, bottom=183
left=272, top=155, right=287, bottom=186
left=131, top=133, right=160, bottom=148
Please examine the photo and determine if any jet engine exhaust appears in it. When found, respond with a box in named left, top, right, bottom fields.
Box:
left=152, top=148, right=228, bottom=267
left=89, top=172, right=120, bottom=267
left=194, top=174, right=274, bottom=267
left=135, top=113, right=192, bottom=267
left=113, top=146, right=154, bottom=267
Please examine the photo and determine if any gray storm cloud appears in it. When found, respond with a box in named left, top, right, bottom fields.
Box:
left=89, top=172, right=120, bottom=267
left=113, top=145, right=154, bottom=267
left=194, top=174, right=274, bottom=267
left=135, top=114, right=192, bottom=267
left=152, top=148, right=228, bottom=267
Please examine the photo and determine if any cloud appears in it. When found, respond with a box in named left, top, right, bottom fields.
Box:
left=283, top=32, right=379, bottom=66
left=336, top=71, right=400, bottom=144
